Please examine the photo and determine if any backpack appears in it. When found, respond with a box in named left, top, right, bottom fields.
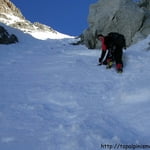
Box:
left=105, top=32, right=126, bottom=49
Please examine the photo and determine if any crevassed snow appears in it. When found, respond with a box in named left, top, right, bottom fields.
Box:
left=0, top=24, right=150, bottom=150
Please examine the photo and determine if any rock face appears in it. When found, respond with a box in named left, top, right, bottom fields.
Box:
left=0, top=0, right=24, bottom=18
left=138, top=0, right=150, bottom=9
left=82, top=0, right=150, bottom=49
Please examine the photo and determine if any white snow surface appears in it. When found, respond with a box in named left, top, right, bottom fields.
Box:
left=0, top=24, right=150, bottom=150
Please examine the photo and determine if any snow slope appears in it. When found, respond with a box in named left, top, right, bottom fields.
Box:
left=0, top=24, right=150, bottom=150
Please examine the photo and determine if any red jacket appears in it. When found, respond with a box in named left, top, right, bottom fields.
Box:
left=99, top=37, right=107, bottom=51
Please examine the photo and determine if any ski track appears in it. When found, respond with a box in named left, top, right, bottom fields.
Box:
left=0, top=29, right=150, bottom=150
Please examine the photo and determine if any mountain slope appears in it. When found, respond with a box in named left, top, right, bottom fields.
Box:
left=0, top=0, right=71, bottom=39
left=0, top=24, right=150, bottom=150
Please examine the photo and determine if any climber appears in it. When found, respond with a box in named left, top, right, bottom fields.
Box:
left=97, top=32, right=126, bottom=73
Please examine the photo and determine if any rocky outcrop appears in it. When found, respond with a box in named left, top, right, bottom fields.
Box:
left=82, top=0, right=150, bottom=49
left=0, top=25, right=18, bottom=44
left=0, top=0, right=24, bottom=19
